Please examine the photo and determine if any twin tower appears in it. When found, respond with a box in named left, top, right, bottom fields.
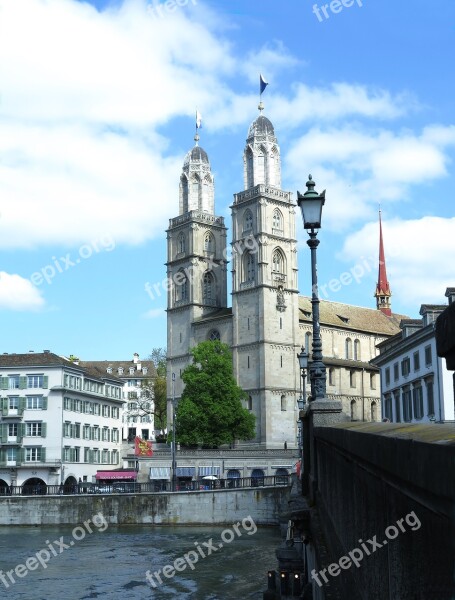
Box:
left=166, top=112, right=300, bottom=448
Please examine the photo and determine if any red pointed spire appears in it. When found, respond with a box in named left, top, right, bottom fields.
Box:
left=374, top=209, right=392, bottom=316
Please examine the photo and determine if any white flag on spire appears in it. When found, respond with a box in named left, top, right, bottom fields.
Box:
left=196, top=110, right=202, bottom=129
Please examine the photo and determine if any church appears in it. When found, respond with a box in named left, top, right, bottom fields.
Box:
left=166, top=105, right=405, bottom=448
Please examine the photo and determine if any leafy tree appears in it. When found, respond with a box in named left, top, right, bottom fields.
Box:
left=175, top=340, right=255, bottom=447
left=135, top=348, right=167, bottom=430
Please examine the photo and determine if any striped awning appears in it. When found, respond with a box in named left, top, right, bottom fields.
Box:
left=198, top=466, right=220, bottom=477
left=149, top=467, right=170, bottom=480
left=176, top=467, right=195, bottom=477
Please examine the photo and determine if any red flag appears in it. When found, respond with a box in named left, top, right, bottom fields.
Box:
left=134, top=436, right=153, bottom=457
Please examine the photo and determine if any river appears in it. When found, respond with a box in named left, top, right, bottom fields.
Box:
left=0, top=522, right=281, bottom=599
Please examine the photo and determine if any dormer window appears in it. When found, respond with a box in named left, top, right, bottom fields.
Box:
left=142, top=367, right=148, bottom=375
left=129, top=367, right=135, bottom=375
left=118, top=367, right=124, bottom=375
left=107, top=367, right=112, bottom=374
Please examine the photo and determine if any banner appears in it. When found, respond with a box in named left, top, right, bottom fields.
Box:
left=134, top=436, right=153, bottom=457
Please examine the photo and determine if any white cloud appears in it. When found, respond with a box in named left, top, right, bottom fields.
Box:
left=285, top=125, right=455, bottom=231
left=0, top=272, right=45, bottom=311
left=339, top=216, right=455, bottom=309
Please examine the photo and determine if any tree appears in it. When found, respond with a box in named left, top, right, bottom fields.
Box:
left=175, top=340, right=255, bottom=447
left=135, top=348, right=167, bottom=431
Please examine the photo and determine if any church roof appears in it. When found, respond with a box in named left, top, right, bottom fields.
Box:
left=247, top=115, right=275, bottom=139
left=183, top=145, right=209, bottom=166
left=298, top=296, right=408, bottom=335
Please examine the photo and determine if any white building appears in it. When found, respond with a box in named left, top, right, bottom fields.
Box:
left=82, top=354, right=156, bottom=442
left=371, top=291, right=455, bottom=423
left=0, top=352, right=124, bottom=491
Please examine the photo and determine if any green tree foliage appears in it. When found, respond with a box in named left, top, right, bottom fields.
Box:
left=139, top=348, right=167, bottom=430
left=176, top=341, right=255, bottom=446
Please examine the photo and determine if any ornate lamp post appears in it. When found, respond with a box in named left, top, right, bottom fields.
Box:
left=297, top=175, right=327, bottom=401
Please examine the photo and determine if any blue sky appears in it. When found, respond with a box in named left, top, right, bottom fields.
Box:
left=0, top=0, right=454, bottom=360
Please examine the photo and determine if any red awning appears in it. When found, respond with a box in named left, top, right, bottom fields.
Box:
left=95, top=471, right=137, bottom=480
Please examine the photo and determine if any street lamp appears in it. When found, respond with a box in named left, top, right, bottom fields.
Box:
left=297, top=175, right=327, bottom=401
left=171, top=372, right=177, bottom=492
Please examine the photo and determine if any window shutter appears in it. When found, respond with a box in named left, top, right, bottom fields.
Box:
left=17, top=448, right=24, bottom=466
left=40, top=447, right=46, bottom=463
left=19, top=376, right=27, bottom=389
left=41, top=423, right=47, bottom=438
left=1, top=424, right=7, bottom=444
left=42, top=397, right=48, bottom=410
left=42, top=376, right=48, bottom=389
left=19, top=397, right=26, bottom=415
left=0, top=448, right=6, bottom=466
left=1, top=398, right=8, bottom=416
left=0, top=378, right=8, bottom=390
left=17, top=423, right=25, bottom=442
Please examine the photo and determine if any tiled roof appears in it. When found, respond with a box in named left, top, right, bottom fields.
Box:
left=193, top=308, right=233, bottom=323
left=299, top=297, right=407, bottom=335
left=419, top=304, right=447, bottom=314
left=324, top=357, right=379, bottom=371
left=80, top=360, right=156, bottom=379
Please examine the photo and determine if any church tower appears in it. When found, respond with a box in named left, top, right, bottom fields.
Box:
left=166, top=130, right=228, bottom=407
left=374, top=209, right=392, bottom=316
left=231, top=106, right=300, bottom=448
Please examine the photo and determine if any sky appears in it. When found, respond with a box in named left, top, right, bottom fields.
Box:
left=0, top=0, right=454, bottom=360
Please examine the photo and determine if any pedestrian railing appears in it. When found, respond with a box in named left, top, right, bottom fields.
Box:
left=0, top=475, right=291, bottom=497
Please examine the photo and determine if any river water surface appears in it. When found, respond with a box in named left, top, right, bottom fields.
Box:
left=0, top=523, right=281, bottom=599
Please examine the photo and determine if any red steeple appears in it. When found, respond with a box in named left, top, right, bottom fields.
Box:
left=374, top=209, right=392, bottom=316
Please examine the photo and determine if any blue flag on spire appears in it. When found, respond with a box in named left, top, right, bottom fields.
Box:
left=260, top=73, right=269, bottom=95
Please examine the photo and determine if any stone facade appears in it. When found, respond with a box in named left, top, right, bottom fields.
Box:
left=167, top=113, right=405, bottom=448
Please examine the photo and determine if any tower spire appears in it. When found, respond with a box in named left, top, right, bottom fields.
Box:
left=374, top=208, right=392, bottom=316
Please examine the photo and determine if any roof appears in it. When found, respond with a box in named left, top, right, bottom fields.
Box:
left=445, top=288, right=455, bottom=297
left=299, top=296, right=407, bottom=336
left=193, top=307, right=233, bottom=324
left=419, top=304, right=447, bottom=314
left=247, top=115, right=275, bottom=138
left=183, top=145, right=209, bottom=166
left=0, top=352, right=123, bottom=382
left=324, top=357, right=379, bottom=371
left=80, top=360, right=156, bottom=379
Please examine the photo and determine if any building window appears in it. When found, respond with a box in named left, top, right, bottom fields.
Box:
left=177, top=233, right=185, bottom=254
left=244, top=209, right=253, bottom=232
left=248, top=396, right=253, bottom=411
left=371, top=401, right=377, bottom=422
left=26, top=423, right=43, bottom=437
left=204, top=232, right=214, bottom=253
left=208, top=329, right=220, bottom=341
left=8, top=423, right=18, bottom=437
left=345, top=338, right=352, bottom=360
left=247, top=356, right=250, bottom=369
left=426, top=378, right=435, bottom=416
left=350, top=400, right=357, bottom=421
left=8, top=375, right=19, bottom=389
left=27, top=396, right=44, bottom=410
left=25, top=447, right=43, bottom=462
left=272, top=249, right=284, bottom=273
left=413, top=385, right=423, bottom=420
left=393, top=363, right=399, bottom=381
left=272, top=209, right=282, bottom=231
left=349, top=370, right=356, bottom=388
left=370, top=373, right=376, bottom=390
left=328, top=368, right=335, bottom=386
left=385, top=368, right=390, bottom=386
left=424, top=345, right=432, bottom=366
left=9, top=397, right=19, bottom=410
left=394, top=391, right=401, bottom=422
left=7, top=448, right=17, bottom=462
left=245, top=252, right=255, bottom=282
left=203, top=272, right=214, bottom=303
left=413, top=351, right=420, bottom=371
left=384, top=395, right=393, bottom=421
left=354, top=339, right=361, bottom=361
left=27, top=374, right=44, bottom=388
left=402, top=388, right=412, bottom=422
left=281, top=395, right=286, bottom=411
left=401, top=357, right=411, bottom=377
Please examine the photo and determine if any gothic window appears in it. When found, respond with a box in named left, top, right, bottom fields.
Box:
left=328, top=368, right=335, bottom=386
left=180, top=175, right=188, bottom=211
left=202, top=175, right=211, bottom=209
left=244, top=209, right=253, bottom=232
left=203, top=272, right=215, bottom=303
left=248, top=396, right=253, bottom=411
left=345, top=338, right=352, bottom=359
left=257, top=146, right=266, bottom=183
left=350, top=370, right=356, bottom=388
left=177, top=233, right=185, bottom=255
left=272, top=249, right=284, bottom=273
left=350, top=399, right=357, bottom=421
left=272, top=209, right=283, bottom=231
left=245, top=252, right=255, bottom=282
left=204, top=232, right=214, bottom=253
left=270, top=146, right=279, bottom=186
left=354, top=339, right=361, bottom=360
left=175, top=270, right=188, bottom=303
left=281, top=395, right=286, bottom=411
left=246, top=147, right=254, bottom=189
left=371, top=401, right=378, bottom=422
left=208, top=329, right=220, bottom=341
left=191, top=175, right=200, bottom=206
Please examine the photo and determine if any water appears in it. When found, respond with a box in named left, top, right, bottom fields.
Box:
left=0, top=523, right=281, bottom=599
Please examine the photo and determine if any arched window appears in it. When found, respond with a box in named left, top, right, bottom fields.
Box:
left=204, top=232, right=214, bottom=253
left=180, top=175, right=188, bottom=211
left=371, top=401, right=377, bottom=422
left=248, top=396, right=252, bottom=410
left=257, top=147, right=266, bottom=183
left=345, top=338, right=352, bottom=359
left=177, top=233, right=185, bottom=254
left=272, top=209, right=283, bottom=231
left=245, top=252, right=255, bottom=282
left=244, top=209, right=253, bottom=232
left=354, top=339, right=361, bottom=360
left=175, top=270, right=188, bottom=303
left=272, top=249, right=284, bottom=273
left=246, top=147, right=254, bottom=189
left=350, top=370, right=356, bottom=388
left=351, top=400, right=357, bottom=421
left=328, top=367, right=335, bottom=386
left=281, top=395, right=286, bottom=411
left=191, top=175, right=200, bottom=206
left=208, top=329, right=220, bottom=341
left=203, top=271, right=214, bottom=303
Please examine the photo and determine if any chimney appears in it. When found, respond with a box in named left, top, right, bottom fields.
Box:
left=133, top=353, right=139, bottom=364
